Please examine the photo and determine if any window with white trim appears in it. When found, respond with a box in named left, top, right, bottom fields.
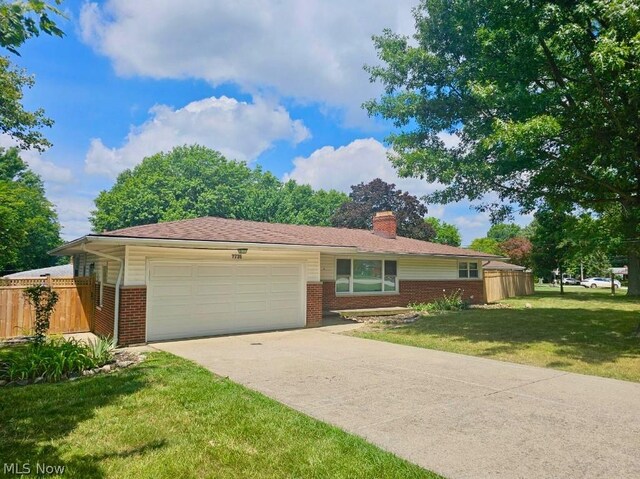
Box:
left=458, top=261, right=479, bottom=278
left=335, top=259, right=398, bottom=293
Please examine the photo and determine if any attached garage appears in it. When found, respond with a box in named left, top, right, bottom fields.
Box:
left=147, top=261, right=305, bottom=341
left=52, top=214, right=495, bottom=346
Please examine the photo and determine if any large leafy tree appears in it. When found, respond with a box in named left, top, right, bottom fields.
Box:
left=530, top=206, right=575, bottom=283
left=91, top=145, right=347, bottom=232
left=469, top=238, right=502, bottom=256
left=425, top=217, right=461, bottom=246
left=530, top=204, right=621, bottom=280
left=0, top=0, right=64, bottom=150
left=365, top=0, right=640, bottom=295
left=330, top=178, right=435, bottom=241
left=0, top=147, right=61, bottom=273
left=500, top=236, right=533, bottom=268
left=487, top=223, right=522, bottom=243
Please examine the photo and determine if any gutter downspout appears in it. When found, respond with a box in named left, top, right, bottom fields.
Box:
left=82, top=244, right=124, bottom=345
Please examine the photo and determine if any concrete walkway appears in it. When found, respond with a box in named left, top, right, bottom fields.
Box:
left=154, top=325, right=640, bottom=479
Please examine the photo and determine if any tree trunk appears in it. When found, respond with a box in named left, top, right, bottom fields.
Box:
left=623, top=206, right=640, bottom=296
left=627, top=250, right=640, bottom=297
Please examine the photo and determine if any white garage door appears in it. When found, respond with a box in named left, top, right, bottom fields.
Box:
left=147, top=262, right=305, bottom=341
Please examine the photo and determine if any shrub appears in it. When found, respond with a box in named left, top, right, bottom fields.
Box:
left=87, top=335, right=117, bottom=365
left=23, top=285, right=59, bottom=346
left=0, top=336, right=114, bottom=383
left=411, top=289, right=469, bottom=314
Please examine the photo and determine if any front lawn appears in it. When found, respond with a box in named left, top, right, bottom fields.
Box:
left=351, top=287, right=640, bottom=382
left=0, top=352, right=438, bottom=479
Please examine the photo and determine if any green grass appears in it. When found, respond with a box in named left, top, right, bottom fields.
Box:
left=351, top=286, right=640, bottom=382
left=0, top=352, right=438, bottom=479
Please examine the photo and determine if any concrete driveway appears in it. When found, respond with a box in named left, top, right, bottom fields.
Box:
left=154, top=324, right=640, bottom=479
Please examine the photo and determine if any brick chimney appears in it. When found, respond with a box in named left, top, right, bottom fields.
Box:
left=372, top=211, right=397, bottom=239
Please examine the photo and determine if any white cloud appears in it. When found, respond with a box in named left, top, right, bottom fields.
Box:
left=50, top=195, right=94, bottom=240
left=285, top=137, right=441, bottom=199
left=79, top=0, right=418, bottom=123
left=0, top=135, right=73, bottom=184
left=84, top=96, right=310, bottom=178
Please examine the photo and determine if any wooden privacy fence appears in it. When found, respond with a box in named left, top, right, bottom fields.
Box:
left=483, top=270, right=534, bottom=303
left=0, top=277, right=94, bottom=338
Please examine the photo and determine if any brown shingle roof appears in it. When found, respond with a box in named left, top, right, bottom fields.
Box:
left=93, top=216, right=497, bottom=258
left=483, top=260, right=526, bottom=271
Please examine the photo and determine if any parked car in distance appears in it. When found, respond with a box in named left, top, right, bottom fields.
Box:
left=562, top=277, right=581, bottom=285
left=580, top=277, right=621, bottom=289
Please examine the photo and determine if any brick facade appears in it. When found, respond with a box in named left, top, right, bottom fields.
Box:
left=322, top=280, right=484, bottom=311
left=118, top=287, right=147, bottom=345
left=306, top=282, right=323, bottom=327
left=94, top=284, right=115, bottom=337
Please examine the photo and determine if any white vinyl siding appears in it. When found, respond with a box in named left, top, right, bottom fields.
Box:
left=147, top=261, right=305, bottom=341
left=124, top=246, right=320, bottom=286
left=74, top=247, right=124, bottom=284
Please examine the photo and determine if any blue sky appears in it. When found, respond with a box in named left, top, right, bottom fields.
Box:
left=9, top=0, right=530, bottom=244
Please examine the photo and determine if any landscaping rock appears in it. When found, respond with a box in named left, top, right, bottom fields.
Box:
left=116, top=360, right=134, bottom=368
left=0, top=380, right=7, bottom=387
left=82, top=369, right=95, bottom=377
left=16, top=380, right=29, bottom=386
left=350, top=312, right=420, bottom=324
left=100, top=365, right=112, bottom=373
left=34, top=376, right=44, bottom=384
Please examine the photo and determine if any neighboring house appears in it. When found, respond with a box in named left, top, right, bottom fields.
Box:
left=2, top=264, right=73, bottom=279
left=482, top=260, right=526, bottom=272
left=51, top=212, right=497, bottom=345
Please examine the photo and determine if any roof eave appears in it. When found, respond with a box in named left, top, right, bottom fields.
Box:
left=50, top=235, right=504, bottom=260
left=50, top=235, right=360, bottom=256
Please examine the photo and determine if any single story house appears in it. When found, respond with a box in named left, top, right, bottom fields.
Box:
left=51, top=212, right=497, bottom=345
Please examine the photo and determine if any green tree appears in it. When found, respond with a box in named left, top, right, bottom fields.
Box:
left=530, top=206, right=577, bottom=283
left=271, top=181, right=347, bottom=227
left=90, top=145, right=347, bottom=232
left=0, top=0, right=65, bottom=150
left=500, top=236, right=533, bottom=268
left=565, top=251, right=611, bottom=279
left=468, top=238, right=502, bottom=256
left=330, top=178, right=435, bottom=241
left=365, top=0, right=640, bottom=295
left=487, top=223, right=522, bottom=243
left=0, top=147, right=61, bottom=273
left=425, top=217, right=461, bottom=246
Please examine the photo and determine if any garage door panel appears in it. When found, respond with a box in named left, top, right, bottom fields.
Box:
left=196, top=265, right=233, bottom=277
left=148, top=261, right=305, bottom=341
left=193, top=303, right=234, bottom=315
left=271, top=265, right=300, bottom=275
left=270, top=301, right=300, bottom=312
left=192, top=293, right=234, bottom=304
left=236, top=283, right=268, bottom=294
left=235, top=299, right=268, bottom=312
left=153, top=283, right=193, bottom=296
left=193, top=283, right=234, bottom=295
left=236, top=264, right=269, bottom=275
left=152, top=264, right=192, bottom=278
left=270, top=282, right=299, bottom=293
